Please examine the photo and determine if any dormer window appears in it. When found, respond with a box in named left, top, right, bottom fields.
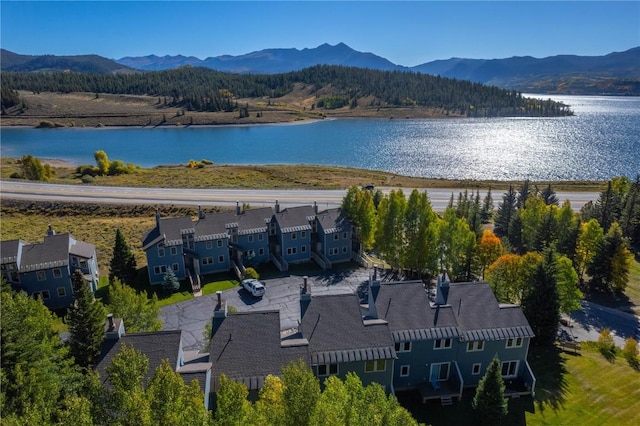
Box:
left=506, top=337, right=523, bottom=348
left=434, top=338, right=452, bottom=350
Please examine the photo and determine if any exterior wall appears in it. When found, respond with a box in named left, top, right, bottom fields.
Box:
left=392, top=340, right=433, bottom=390
left=237, top=232, right=270, bottom=265
left=313, top=358, right=395, bottom=392
left=70, top=252, right=99, bottom=292
left=322, top=230, right=352, bottom=263
left=146, top=242, right=186, bottom=285
left=15, top=266, right=74, bottom=310
left=456, top=337, right=531, bottom=387
left=280, top=230, right=311, bottom=264
left=196, top=238, right=230, bottom=275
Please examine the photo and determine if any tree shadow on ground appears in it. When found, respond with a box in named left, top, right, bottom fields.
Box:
left=528, top=345, right=570, bottom=414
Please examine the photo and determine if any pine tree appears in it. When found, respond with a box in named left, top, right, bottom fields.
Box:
left=587, top=222, right=633, bottom=293
left=494, top=185, right=517, bottom=238
left=480, top=187, right=494, bottom=224
left=109, top=228, right=137, bottom=285
left=521, top=249, right=560, bottom=346
left=541, top=183, right=559, bottom=206
left=67, top=269, right=106, bottom=369
left=472, top=356, right=507, bottom=425
left=517, top=179, right=532, bottom=209
left=162, top=268, right=180, bottom=293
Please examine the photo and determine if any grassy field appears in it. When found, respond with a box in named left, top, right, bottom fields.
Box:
left=0, top=155, right=608, bottom=192
left=400, top=343, right=640, bottom=426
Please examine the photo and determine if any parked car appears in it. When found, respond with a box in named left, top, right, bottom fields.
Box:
left=241, top=278, right=265, bottom=297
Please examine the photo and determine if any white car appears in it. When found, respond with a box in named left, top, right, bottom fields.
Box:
left=241, top=278, right=265, bottom=297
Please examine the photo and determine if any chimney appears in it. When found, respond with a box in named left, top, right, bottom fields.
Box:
left=275, top=200, right=280, bottom=214
left=313, top=200, right=318, bottom=214
left=105, top=313, right=125, bottom=339
left=47, top=224, right=55, bottom=236
left=155, top=208, right=161, bottom=228
left=300, top=276, right=311, bottom=318
left=236, top=201, right=241, bottom=216
left=373, top=264, right=378, bottom=281
left=214, top=290, right=227, bottom=319
left=198, top=205, right=205, bottom=220
left=366, top=279, right=378, bottom=319
left=435, top=269, right=450, bottom=305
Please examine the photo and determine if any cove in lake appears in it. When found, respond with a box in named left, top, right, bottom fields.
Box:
left=1, top=95, right=639, bottom=181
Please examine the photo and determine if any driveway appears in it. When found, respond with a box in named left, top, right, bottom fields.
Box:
left=160, top=268, right=372, bottom=351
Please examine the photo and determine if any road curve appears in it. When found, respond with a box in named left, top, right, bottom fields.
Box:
left=0, top=180, right=599, bottom=212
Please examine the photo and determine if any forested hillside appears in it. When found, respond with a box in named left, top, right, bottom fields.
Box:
left=1, top=65, right=572, bottom=117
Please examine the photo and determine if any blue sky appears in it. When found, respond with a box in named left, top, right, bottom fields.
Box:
left=1, top=1, right=639, bottom=66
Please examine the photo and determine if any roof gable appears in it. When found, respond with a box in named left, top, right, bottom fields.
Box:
left=316, top=208, right=351, bottom=234
left=235, top=207, right=273, bottom=235
left=274, top=206, right=315, bottom=233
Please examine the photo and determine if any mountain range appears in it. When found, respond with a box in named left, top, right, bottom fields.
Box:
left=2, top=43, right=639, bottom=94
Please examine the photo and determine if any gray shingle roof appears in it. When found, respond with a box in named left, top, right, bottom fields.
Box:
left=0, top=239, right=22, bottom=264
left=374, top=280, right=532, bottom=342
left=143, top=212, right=235, bottom=249
left=273, top=206, right=315, bottom=233
left=209, top=311, right=309, bottom=391
left=192, top=211, right=235, bottom=242
left=301, top=294, right=395, bottom=365
left=316, top=208, right=351, bottom=234
left=96, top=330, right=183, bottom=383
left=235, top=207, right=273, bottom=235
left=69, top=238, right=96, bottom=259
left=374, top=281, right=460, bottom=342
left=18, top=234, right=80, bottom=272
left=445, top=282, right=534, bottom=341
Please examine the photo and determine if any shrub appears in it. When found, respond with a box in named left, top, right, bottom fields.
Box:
left=81, top=174, right=95, bottom=184
left=244, top=267, right=259, bottom=280
left=597, top=328, right=616, bottom=361
left=622, top=338, right=639, bottom=369
left=200, top=159, right=213, bottom=165
left=36, top=120, right=56, bottom=128
left=9, top=172, right=21, bottom=179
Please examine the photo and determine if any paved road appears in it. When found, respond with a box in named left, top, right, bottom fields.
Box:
left=560, top=300, right=640, bottom=348
left=160, top=269, right=372, bottom=351
left=0, top=180, right=599, bottom=211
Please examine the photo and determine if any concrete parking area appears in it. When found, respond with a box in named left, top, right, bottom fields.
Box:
left=160, top=268, right=372, bottom=351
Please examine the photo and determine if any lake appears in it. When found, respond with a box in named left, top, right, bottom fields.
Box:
left=1, top=94, right=639, bottom=181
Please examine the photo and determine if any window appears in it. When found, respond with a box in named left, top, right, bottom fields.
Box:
left=506, top=337, right=523, bottom=348
left=472, top=363, right=482, bottom=375
left=259, top=248, right=264, bottom=255
left=172, top=263, right=179, bottom=271
left=71, top=256, right=79, bottom=266
left=202, top=257, right=213, bottom=265
left=287, top=247, right=297, bottom=255
left=41, top=290, right=50, bottom=300
left=501, top=361, right=518, bottom=378
left=291, top=232, right=297, bottom=240
left=364, top=359, right=386, bottom=372
left=80, top=260, right=88, bottom=269
left=153, top=265, right=167, bottom=275
left=57, top=287, right=66, bottom=297
left=158, top=247, right=165, bottom=257
left=467, top=341, right=484, bottom=352
left=248, top=235, right=254, bottom=243
left=301, top=231, right=306, bottom=238
left=334, top=234, right=339, bottom=240
left=342, top=246, right=348, bottom=253
left=53, top=268, right=62, bottom=278
left=434, top=338, right=452, bottom=350
left=318, top=364, right=338, bottom=376
left=217, top=240, right=223, bottom=248
left=258, top=233, right=264, bottom=241
left=400, top=365, right=410, bottom=377
left=37, top=270, right=46, bottom=281
left=343, top=232, right=347, bottom=239
left=301, top=245, right=306, bottom=253
left=395, top=341, right=412, bottom=352
left=430, top=362, right=450, bottom=381
left=218, top=255, right=225, bottom=263
left=206, top=241, right=213, bottom=249
left=170, top=247, right=178, bottom=256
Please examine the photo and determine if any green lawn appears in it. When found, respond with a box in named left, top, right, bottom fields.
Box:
left=399, top=343, right=640, bottom=426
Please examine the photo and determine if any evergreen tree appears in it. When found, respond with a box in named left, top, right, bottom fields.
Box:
left=162, top=268, right=180, bottom=293
left=517, top=179, right=532, bottom=209
left=521, top=249, right=560, bottom=346
left=480, top=187, right=494, bottom=224
left=595, top=180, right=624, bottom=232
left=67, top=270, right=106, bottom=369
left=494, top=185, right=517, bottom=238
left=620, top=174, right=640, bottom=249
left=472, top=356, right=508, bottom=425
left=541, top=183, right=559, bottom=206
left=109, top=228, right=137, bottom=285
